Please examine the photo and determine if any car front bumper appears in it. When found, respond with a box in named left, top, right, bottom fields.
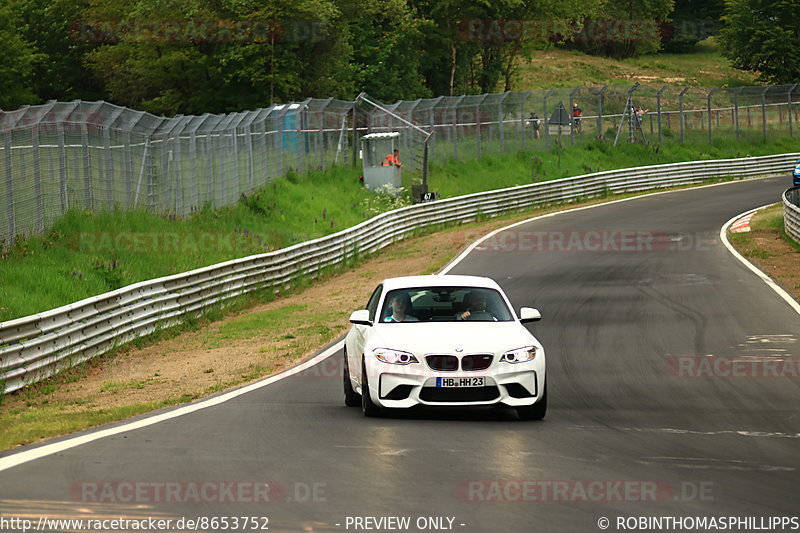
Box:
left=367, top=359, right=545, bottom=408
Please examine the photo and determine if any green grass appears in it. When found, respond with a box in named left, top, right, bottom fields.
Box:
left=0, top=397, right=195, bottom=450
left=515, top=38, right=759, bottom=90
left=427, top=136, right=799, bottom=198
left=1, top=136, right=797, bottom=323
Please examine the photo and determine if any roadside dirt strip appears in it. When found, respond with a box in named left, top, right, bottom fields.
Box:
left=3, top=189, right=798, bottom=448
left=0, top=211, right=544, bottom=422
left=730, top=204, right=800, bottom=304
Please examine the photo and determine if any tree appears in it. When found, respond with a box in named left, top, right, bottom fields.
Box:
left=569, top=0, right=675, bottom=58
left=341, top=0, right=432, bottom=101
left=661, top=0, right=724, bottom=53
left=14, top=0, right=104, bottom=102
left=0, top=3, right=37, bottom=109
left=84, top=0, right=353, bottom=114
left=718, top=0, right=800, bottom=84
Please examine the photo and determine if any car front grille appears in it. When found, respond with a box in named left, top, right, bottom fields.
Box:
left=419, top=386, right=500, bottom=403
left=426, top=354, right=493, bottom=371
left=461, top=354, right=493, bottom=371
left=426, top=355, right=459, bottom=371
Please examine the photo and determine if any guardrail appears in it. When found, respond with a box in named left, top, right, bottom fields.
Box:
left=1, top=153, right=797, bottom=394
left=784, top=187, right=800, bottom=243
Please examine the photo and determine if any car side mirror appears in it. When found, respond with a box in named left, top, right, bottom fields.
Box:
left=519, top=307, right=541, bottom=323
left=349, top=309, right=372, bottom=326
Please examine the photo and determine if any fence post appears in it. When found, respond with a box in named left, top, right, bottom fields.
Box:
left=498, top=96, right=505, bottom=153
left=596, top=85, right=607, bottom=141
left=475, top=106, right=481, bottom=159
left=761, top=86, right=769, bottom=141
left=81, top=122, right=92, bottom=210
left=707, top=88, right=719, bottom=144
left=350, top=103, right=357, bottom=167
left=103, top=127, right=114, bottom=210
left=452, top=104, right=459, bottom=160
left=789, top=84, right=797, bottom=138
left=32, top=124, right=45, bottom=233
left=734, top=87, right=742, bottom=141
left=679, top=87, right=689, bottom=143
left=4, top=132, right=15, bottom=242
left=543, top=89, right=553, bottom=151
left=657, top=85, right=668, bottom=145
left=56, top=123, right=68, bottom=213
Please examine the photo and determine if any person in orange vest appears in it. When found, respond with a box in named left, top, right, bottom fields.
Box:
left=382, top=149, right=403, bottom=167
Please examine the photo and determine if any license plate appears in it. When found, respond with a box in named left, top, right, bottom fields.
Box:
left=436, top=377, right=485, bottom=388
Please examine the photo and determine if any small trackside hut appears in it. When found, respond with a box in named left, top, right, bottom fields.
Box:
left=360, top=132, right=402, bottom=191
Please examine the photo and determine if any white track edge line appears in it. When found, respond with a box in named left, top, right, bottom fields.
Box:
left=0, top=342, right=343, bottom=472
left=0, top=176, right=783, bottom=471
left=720, top=204, right=800, bottom=317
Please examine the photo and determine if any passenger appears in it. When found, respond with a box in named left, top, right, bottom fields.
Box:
left=383, top=293, right=419, bottom=322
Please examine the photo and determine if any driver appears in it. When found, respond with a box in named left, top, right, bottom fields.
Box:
left=457, top=291, right=496, bottom=321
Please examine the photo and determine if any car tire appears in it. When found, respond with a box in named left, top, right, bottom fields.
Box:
left=343, top=350, right=360, bottom=407
left=361, top=358, right=381, bottom=417
left=516, top=384, right=547, bottom=420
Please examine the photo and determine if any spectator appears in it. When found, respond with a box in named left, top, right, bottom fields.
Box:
left=382, top=149, right=403, bottom=167
left=572, top=103, right=583, bottom=134
left=528, top=112, right=541, bottom=139
left=634, top=106, right=648, bottom=128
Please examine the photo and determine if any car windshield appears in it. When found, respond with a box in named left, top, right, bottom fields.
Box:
left=379, top=287, right=514, bottom=323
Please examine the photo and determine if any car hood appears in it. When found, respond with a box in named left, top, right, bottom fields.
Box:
left=369, top=321, right=539, bottom=355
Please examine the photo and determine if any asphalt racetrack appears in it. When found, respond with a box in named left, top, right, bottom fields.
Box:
left=1, top=176, right=798, bottom=533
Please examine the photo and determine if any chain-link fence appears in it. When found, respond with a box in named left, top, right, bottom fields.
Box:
left=2, top=83, right=798, bottom=246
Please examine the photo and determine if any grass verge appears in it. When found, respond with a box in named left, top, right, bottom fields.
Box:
left=728, top=204, right=800, bottom=303
left=2, top=137, right=798, bottom=323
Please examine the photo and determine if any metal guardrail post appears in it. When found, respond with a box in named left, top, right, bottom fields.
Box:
left=784, top=187, right=800, bottom=243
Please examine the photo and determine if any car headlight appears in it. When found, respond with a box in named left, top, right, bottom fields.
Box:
left=500, top=346, right=537, bottom=363
left=373, top=348, right=419, bottom=365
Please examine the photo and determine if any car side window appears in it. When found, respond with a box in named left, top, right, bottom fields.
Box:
left=366, top=284, right=383, bottom=322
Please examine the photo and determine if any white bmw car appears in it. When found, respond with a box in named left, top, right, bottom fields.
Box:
left=343, top=275, right=547, bottom=419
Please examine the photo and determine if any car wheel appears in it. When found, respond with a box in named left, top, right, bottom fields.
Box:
left=516, top=384, right=547, bottom=420
left=343, top=349, right=360, bottom=407
left=361, top=358, right=381, bottom=417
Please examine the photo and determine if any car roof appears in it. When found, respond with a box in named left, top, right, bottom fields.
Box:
left=381, top=275, right=501, bottom=291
